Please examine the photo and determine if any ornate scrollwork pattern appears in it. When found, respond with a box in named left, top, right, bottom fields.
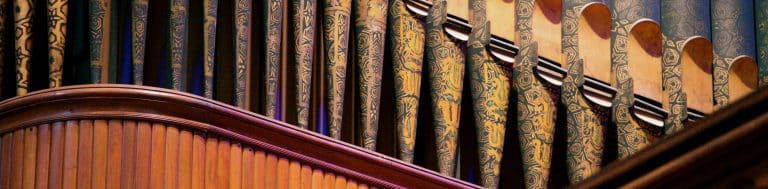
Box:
left=170, top=0, right=189, bottom=91
left=265, top=0, right=283, bottom=118
left=355, top=0, right=387, bottom=150
left=389, top=0, right=425, bottom=163
left=292, top=0, right=317, bottom=128
left=202, top=0, right=218, bottom=98
left=468, top=21, right=510, bottom=188
left=661, top=37, right=688, bottom=134
left=48, top=0, right=68, bottom=88
left=610, top=0, right=659, bottom=84
left=426, top=0, right=464, bottom=177
left=713, top=55, right=729, bottom=107
left=15, top=0, right=34, bottom=94
left=324, top=0, right=352, bottom=139
left=612, top=66, right=662, bottom=159
left=132, top=0, right=149, bottom=85
left=234, top=0, right=252, bottom=109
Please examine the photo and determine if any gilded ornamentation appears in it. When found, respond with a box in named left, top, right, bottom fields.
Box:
left=15, top=0, right=34, bottom=94
left=132, top=0, right=148, bottom=85
left=426, top=0, right=464, bottom=177
left=264, top=0, right=283, bottom=118
left=234, top=0, right=252, bottom=109
left=468, top=21, right=510, bottom=188
left=389, top=0, right=425, bottom=163
left=324, top=0, right=352, bottom=139
left=515, top=0, right=556, bottom=187
left=89, top=0, right=108, bottom=84
left=561, top=59, right=606, bottom=183
left=292, top=0, right=317, bottom=128
left=203, top=0, right=218, bottom=98
left=48, top=0, right=67, bottom=88
left=355, top=0, right=388, bottom=150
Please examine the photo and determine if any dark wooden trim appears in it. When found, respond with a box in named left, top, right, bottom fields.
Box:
left=0, top=84, right=480, bottom=189
left=575, top=86, right=768, bottom=188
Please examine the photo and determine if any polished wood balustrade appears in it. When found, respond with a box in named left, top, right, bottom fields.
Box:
left=0, top=85, right=479, bottom=189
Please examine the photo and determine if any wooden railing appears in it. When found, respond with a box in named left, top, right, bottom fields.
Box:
left=0, top=84, right=479, bottom=188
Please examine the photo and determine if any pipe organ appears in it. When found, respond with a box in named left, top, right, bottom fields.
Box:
left=0, top=0, right=765, bottom=188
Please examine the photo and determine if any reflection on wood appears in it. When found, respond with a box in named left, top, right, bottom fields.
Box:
left=389, top=0, right=425, bottom=163
left=323, top=0, right=352, bottom=139
left=426, top=0, right=464, bottom=177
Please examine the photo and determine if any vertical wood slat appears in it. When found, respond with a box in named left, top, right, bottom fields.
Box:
left=106, top=120, right=124, bottom=189
left=49, top=122, right=66, bottom=189
left=10, top=129, right=24, bottom=189
left=300, top=164, right=312, bottom=189
left=265, top=152, right=278, bottom=188
left=216, top=139, right=231, bottom=188
left=0, top=133, right=11, bottom=188
left=191, top=131, right=206, bottom=189
left=203, top=0, right=219, bottom=98
left=204, top=136, right=218, bottom=189
left=323, top=172, right=335, bottom=189
left=241, top=147, right=255, bottom=188
left=135, top=121, right=152, bottom=189
left=77, top=120, right=94, bottom=189
left=288, top=159, right=301, bottom=189
left=277, top=156, right=289, bottom=188
left=170, top=0, right=190, bottom=91
left=35, top=124, right=51, bottom=189
left=14, top=0, right=34, bottom=94
left=149, top=123, right=166, bottom=188
left=230, top=143, right=243, bottom=189
left=291, top=0, right=317, bottom=128
left=164, top=126, right=180, bottom=189
left=63, top=121, right=80, bottom=189
left=335, top=174, right=347, bottom=188
left=311, top=168, right=323, bottom=189
left=132, top=0, right=148, bottom=85
left=234, top=0, right=253, bottom=109
left=253, top=149, right=266, bottom=189
left=48, top=0, right=68, bottom=88
left=89, top=0, right=111, bottom=83
left=22, top=126, right=38, bottom=189
left=178, top=129, right=193, bottom=189
left=121, top=121, right=138, bottom=189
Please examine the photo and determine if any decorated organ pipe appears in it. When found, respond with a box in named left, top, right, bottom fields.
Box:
left=0, top=0, right=764, bottom=188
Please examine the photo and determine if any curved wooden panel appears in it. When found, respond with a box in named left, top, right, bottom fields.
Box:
left=577, top=2, right=611, bottom=83
left=680, top=37, right=714, bottom=113
left=532, top=0, right=562, bottom=63
left=0, top=84, right=478, bottom=188
left=627, top=20, right=662, bottom=102
left=728, top=56, right=758, bottom=102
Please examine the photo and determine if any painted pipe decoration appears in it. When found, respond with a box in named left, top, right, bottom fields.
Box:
left=468, top=21, right=510, bottom=188
left=389, top=0, right=425, bottom=163
left=661, top=0, right=709, bottom=134
left=203, top=0, right=218, bottom=98
left=562, top=0, right=594, bottom=66
left=323, top=0, right=352, bottom=139
left=292, top=0, right=317, bottom=129
left=264, top=0, right=283, bottom=118
left=712, top=0, right=756, bottom=107
left=132, top=0, right=149, bottom=85
left=170, top=0, right=189, bottom=91
left=515, top=0, right=556, bottom=188
left=426, top=0, right=464, bottom=177
left=15, top=0, right=34, bottom=94
left=48, top=0, right=68, bottom=88
left=758, top=0, right=768, bottom=87
left=234, top=0, right=252, bottom=109
left=355, top=0, right=388, bottom=150
left=561, top=59, right=606, bottom=183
